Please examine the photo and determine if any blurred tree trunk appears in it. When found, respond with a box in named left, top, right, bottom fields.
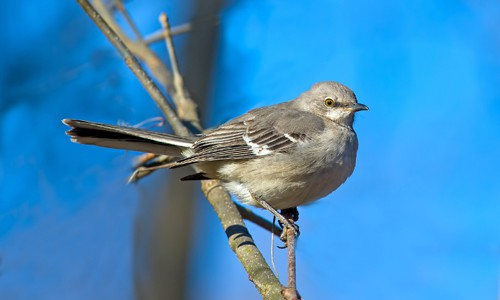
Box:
left=133, top=1, right=224, bottom=300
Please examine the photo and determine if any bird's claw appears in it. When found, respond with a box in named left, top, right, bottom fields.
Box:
left=279, top=222, right=300, bottom=243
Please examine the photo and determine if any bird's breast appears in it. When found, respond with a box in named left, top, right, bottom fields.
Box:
left=217, top=128, right=359, bottom=209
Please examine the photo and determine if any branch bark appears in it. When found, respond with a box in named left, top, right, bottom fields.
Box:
left=201, top=180, right=285, bottom=299
left=282, top=228, right=300, bottom=300
left=237, top=203, right=283, bottom=237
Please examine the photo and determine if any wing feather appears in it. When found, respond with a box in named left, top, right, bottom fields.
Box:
left=171, top=106, right=325, bottom=167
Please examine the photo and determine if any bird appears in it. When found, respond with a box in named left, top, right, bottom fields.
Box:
left=63, top=81, right=368, bottom=233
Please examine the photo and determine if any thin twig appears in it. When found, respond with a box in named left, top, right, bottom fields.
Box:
left=132, top=152, right=157, bottom=168
left=114, top=0, right=143, bottom=42
left=92, top=0, right=175, bottom=112
left=77, top=0, right=190, bottom=137
left=281, top=213, right=300, bottom=300
left=271, top=216, right=280, bottom=279
left=160, top=13, right=186, bottom=102
left=145, top=23, right=192, bottom=45
left=93, top=0, right=201, bottom=127
left=129, top=155, right=177, bottom=183
left=160, top=12, right=202, bottom=131
left=144, top=15, right=219, bottom=45
left=236, top=203, right=283, bottom=237
left=284, top=228, right=298, bottom=300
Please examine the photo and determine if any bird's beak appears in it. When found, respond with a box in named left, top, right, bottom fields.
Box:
left=349, top=103, right=369, bottom=112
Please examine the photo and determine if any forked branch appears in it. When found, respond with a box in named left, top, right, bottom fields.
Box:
left=75, top=1, right=287, bottom=298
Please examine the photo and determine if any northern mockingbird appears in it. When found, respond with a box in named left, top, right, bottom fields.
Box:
left=63, top=81, right=368, bottom=233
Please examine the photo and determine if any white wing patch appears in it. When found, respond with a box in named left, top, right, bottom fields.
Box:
left=243, top=131, right=301, bottom=156
left=283, top=133, right=298, bottom=143
left=243, top=134, right=274, bottom=156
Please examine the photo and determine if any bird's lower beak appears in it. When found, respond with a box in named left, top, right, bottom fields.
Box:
left=350, top=103, right=369, bottom=112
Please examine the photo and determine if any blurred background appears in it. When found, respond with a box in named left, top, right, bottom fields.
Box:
left=0, top=0, right=499, bottom=299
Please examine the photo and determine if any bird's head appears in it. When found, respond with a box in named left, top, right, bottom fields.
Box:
left=294, top=81, right=368, bottom=127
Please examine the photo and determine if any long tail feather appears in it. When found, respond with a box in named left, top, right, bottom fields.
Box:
left=63, top=119, right=194, bottom=157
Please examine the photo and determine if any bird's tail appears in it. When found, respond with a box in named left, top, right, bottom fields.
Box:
left=63, top=119, right=195, bottom=157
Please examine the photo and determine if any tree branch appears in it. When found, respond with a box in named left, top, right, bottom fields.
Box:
left=114, top=0, right=144, bottom=42
left=76, top=1, right=286, bottom=299
left=159, top=12, right=201, bottom=131
left=93, top=0, right=201, bottom=127
left=201, top=180, right=285, bottom=299
left=282, top=228, right=299, bottom=300
left=236, top=203, right=283, bottom=237
left=78, top=0, right=190, bottom=137
left=281, top=212, right=300, bottom=300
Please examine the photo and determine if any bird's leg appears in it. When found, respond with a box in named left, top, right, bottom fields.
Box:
left=279, top=207, right=300, bottom=245
left=251, top=197, right=300, bottom=241
left=280, top=207, right=299, bottom=222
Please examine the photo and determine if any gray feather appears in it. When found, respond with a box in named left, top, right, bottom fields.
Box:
left=63, top=119, right=194, bottom=157
left=170, top=104, right=326, bottom=167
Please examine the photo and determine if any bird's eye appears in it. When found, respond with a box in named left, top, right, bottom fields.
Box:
left=324, top=97, right=336, bottom=108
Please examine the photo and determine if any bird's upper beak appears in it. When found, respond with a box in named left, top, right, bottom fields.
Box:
left=349, top=103, right=369, bottom=112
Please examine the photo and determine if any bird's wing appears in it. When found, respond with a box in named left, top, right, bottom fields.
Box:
left=171, top=106, right=325, bottom=167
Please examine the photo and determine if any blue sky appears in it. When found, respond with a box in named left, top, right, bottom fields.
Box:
left=0, top=1, right=499, bottom=299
